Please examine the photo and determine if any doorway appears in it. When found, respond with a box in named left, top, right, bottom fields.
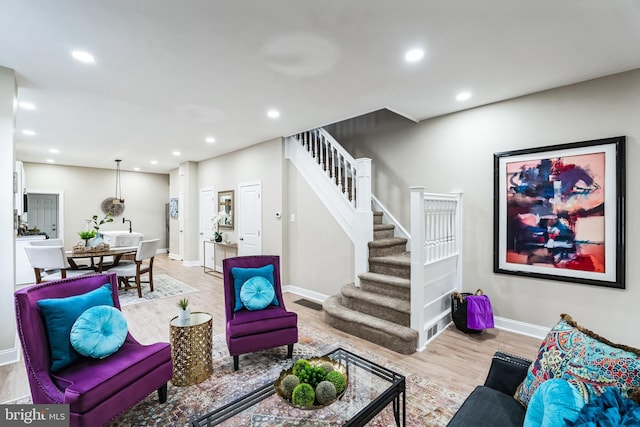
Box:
left=199, top=188, right=215, bottom=269
left=26, top=192, right=62, bottom=239
left=237, top=181, right=262, bottom=256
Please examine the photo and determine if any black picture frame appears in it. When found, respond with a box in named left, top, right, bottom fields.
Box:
left=493, top=136, right=625, bottom=289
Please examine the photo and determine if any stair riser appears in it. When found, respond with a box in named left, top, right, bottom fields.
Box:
left=368, top=243, right=407, bottom=258
left=359, top=279, right=410, bottom=301
left=373, top=229, right=394, bottom=240
left=369, top=261, right=411, bottom=279
left=324, top=312, right=416, bottom=355
left=341, top=295, right=410, bottom=326
left=373, top=213, right=383, bottom=225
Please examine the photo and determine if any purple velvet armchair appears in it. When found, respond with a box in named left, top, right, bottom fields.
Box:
left=223, top=255, right=298, bottom=370
left=14, top=272, right=173, bottom=427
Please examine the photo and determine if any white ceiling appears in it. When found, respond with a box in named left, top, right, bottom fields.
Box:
left=2, top=0, right=640, bottom=174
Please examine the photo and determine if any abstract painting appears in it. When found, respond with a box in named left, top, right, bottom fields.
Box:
left=494, top=136, right=625, bottom=288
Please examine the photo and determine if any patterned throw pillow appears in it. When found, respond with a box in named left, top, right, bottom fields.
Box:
left=516, top=314, right=640, bottom=407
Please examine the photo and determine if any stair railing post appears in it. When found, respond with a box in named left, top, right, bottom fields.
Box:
left=409, top=186, right=426, bottom=349
left=353, top=158, right=373, bottom=287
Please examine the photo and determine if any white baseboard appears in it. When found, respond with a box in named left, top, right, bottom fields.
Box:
left=0, top=338, right=20, bottom=367
left=168, top=253, right=181, bottom=261
left=494, top=316, right=549, bottom=340
left=282, top=285, right=328, bottom=304
left=182, top=260, right=200, bottom=267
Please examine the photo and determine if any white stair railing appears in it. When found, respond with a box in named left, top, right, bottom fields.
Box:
left=410, top=187, right=462, bottom=351
left=286, top=129, right=373, bottom=286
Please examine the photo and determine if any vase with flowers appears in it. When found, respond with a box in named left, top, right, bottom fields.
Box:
left=78, top=212, right=114, bottom=247
left=212, top=211, right=228, bottom=242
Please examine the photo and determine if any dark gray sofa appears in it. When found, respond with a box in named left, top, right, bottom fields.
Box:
left=447, top=351, right=532, bottom=427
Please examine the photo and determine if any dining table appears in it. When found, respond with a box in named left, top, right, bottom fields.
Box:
left=66, top=246, right=137, bottom=273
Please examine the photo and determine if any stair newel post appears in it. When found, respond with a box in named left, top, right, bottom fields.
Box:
left=409, top=186, right=426, bottom=349
left=353, top=158, right=373, bottom=287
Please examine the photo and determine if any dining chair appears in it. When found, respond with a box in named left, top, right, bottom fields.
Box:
left=23, top=245, right=92, bottom=283
left=29, top=238, right=63, bottom=246
left=108, top=238, right=160, bottom=298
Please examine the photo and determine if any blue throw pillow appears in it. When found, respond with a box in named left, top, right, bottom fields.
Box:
left=70, top=305, right=128, bottom=359
left=37, top=284, right=114, bottom=372
left=240, top=276, right=276, bottom=311
left=231, top=265, right=279, bottom=311
left=524, top=379, right=585, bottom=427
left=570, top=387, right=640, bottom=426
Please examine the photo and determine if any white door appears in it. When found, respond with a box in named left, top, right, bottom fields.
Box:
left=237, top=181, right=262, bottom=256
left=199, top=188, right=215, bottom=268
left=178, top=191, right=184, bottom=260
left=26, top=193, right=58, bottom=238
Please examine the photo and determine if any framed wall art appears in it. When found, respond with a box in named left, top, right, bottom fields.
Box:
left=169, top=197, right=179, bottom=219
left=493, top=136, right=625, bottom=288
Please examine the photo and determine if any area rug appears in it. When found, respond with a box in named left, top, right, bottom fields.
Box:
left=118, top=274, right=199, bottom=307
left=109, top=324, right=465, bottom=426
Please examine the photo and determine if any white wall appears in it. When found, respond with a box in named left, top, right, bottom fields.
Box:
left=0, top=67, right=17, bottom=364
left=23, top=163, right=169, bottom=249
left=342, top=69, right=640, bottom=347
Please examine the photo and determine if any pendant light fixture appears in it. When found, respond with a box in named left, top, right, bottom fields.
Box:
left=113, top=159, right=124, bottom=205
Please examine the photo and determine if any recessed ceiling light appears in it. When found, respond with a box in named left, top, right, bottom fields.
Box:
left=405, top=49, right=424, bottom=62
left=49, top=148, right=59, bottom=154
left=267, top=109, right=280, bottom=119
left=19, top=102, right=36, bottom=110
left=22, top=130, right=36, bottom=136
left=46, top=159, right=55, bottom=163
left=150, top=160, right=158, bottom=165
left=133, top=167, right=140, bottom=171
left=172, top=151, right=181, bottom=156
left=456, top=92, right=472, bottom=101
left=72, top=50, right=95, bottom=63
left=205, top=137, right=216, bottom=143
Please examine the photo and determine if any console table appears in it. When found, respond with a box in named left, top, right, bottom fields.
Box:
left=203, top=241, right=238, bottom=276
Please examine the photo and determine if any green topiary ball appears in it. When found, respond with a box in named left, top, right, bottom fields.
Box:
left=292, top=359, right=310, bottom=376
left=280, top=374, right=300, bottom=399
left=319, top=362, right=334, bottom=375
left=291, top=383, right=315, bottom=406
left=325, top=370, right=346, bottom=394
left=315, top=380, right=337, bottom=405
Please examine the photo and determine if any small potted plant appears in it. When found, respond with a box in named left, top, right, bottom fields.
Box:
left=78, top=230, right=97, bottom=247
left=177, top=298, right=190, bottom=323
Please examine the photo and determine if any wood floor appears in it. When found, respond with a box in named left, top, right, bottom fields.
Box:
left=1, top=253, right=542, bottom=412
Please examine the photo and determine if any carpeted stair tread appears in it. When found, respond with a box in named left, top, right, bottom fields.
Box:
left=358, top=272, right=410, bottom=289
left=374, top=223, right=395, bottom=231
left=368, top=237, right=407, bottom=247
left=323, top=295, right=417, bottom=354
left=341, top=282, right=410, bottom=313
left=369, top=252, right=411, bottom=266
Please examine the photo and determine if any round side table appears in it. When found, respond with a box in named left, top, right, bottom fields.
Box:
left=169, top=311, right=213, bottom=386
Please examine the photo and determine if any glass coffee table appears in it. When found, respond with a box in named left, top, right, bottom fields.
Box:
left=192, top=347, right=406, bottom=427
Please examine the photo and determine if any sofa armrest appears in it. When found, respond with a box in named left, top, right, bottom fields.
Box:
left=483, top=351, right=532, bottom=396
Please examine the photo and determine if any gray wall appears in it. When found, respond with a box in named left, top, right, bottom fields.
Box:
left=195, top=138, right=285, bottom=271
left=285, top=162, right=354, bottom=298
left=341, top=69, right=640, bottom=347
left=23, top=163, right=169, bottom=249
